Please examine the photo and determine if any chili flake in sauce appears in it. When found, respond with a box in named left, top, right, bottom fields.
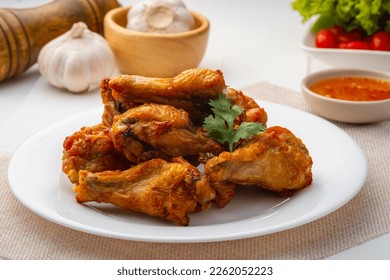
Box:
left=309, top=77, right=390, bottom=101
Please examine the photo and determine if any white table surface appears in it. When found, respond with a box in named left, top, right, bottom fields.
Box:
left=0, top=0, right=389, bottom=260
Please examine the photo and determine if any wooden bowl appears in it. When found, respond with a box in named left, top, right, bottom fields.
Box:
left=104, top=6, right=209, bottom=77
left=301, top=68, right=390, bottom=123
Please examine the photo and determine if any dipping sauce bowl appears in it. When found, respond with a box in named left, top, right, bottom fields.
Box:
left=301, top=68, right=390, bottom=123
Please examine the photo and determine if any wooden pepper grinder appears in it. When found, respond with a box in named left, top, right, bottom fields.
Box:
left=0, top=0, right=121, bottom=82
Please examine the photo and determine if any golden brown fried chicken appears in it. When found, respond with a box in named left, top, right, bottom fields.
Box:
left=62, top=68, right=315, bottom=226
left=101, top=68, right=227, bottom=125
left=205, top=126, right=313, bottom=197
left=211, top=181, right=236, bottom=208
left=75, top=158, right=216, bottom=226
left=62, top=124, right=131, bottom=184
left=225, top=87, right=268, bottom=125
left=100, top=78, right=131, bottom=127
left=109, top=103, right=224, bottom=162
left=171, top=156, right=216, bottom=211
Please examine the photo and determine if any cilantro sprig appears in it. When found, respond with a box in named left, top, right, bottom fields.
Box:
left=203, top=94, right=266, bottom=152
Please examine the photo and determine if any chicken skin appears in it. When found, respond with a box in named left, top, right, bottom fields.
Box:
left=61, top=68, right=314, bottom=226
left=109, top=103, right=224, bottom=163
left=225, top=88, right=268, bottom=125
left=75, top=158, right=216, bottom=226
left=101, top=68, right=227, bottom=126
left=62, top=124, right=131, bottom=184
left=205, top=126, right=313, bottom=197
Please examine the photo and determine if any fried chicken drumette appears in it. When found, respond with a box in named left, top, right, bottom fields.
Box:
left=75, top=157, right=216, bottom=226
left=62, top=68, right=313, bottom=226
left=225, top=87, right=268, bottom=125
left=62, top=124, right=131, bottom=184
left=109, top=103, right=224, bottom=163
left=101, top=68, right=227, bottom=126
left=205, top=126, right=313, bottom=197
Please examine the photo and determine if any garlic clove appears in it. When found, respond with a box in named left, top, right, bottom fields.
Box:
left=126, top=0, right=194, bottom=34
left=63, top=52, right=90, bottom=93
left=166, top=8, right=194, bottom=33
left=146, top=4, right=175, bottom=30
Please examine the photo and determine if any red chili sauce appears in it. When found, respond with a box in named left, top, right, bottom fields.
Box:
left=309, top=76, right=390, bottom=101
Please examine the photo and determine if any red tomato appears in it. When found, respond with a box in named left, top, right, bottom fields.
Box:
left=337, top=42, right=348, bottom=49
left=346, top=41, right=371, bottom=50
left=348, top=30, right=363, bottom=41
left=315, top=29, right=337, bottom=48
left=371, top=31, right=390, bottom=51
left=364, top=36, right=372, bottom=43
left=330, top=25, right=345, bottom=36
left=315, top=26, right=390, bottom=51
left=337, top=33, right=353, bottom=43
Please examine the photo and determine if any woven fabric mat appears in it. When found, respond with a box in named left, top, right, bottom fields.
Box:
left=1, top=82, right=389, bottom=260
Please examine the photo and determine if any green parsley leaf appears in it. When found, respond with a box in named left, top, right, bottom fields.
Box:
left=203, top=94, right=266, bottom=152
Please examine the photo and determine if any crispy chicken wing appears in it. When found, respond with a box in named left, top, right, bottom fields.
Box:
left=225, top=87, right=268, bottom=125
left=210, top=181, right=236, bottom=208
left=171, top=156, right=216, bottom=211
left=101, top=68, right=227, bottom=125
left=109, top=103, right=224, bottom=162
left=62, top=68, right=314, bottom=226
left=62, top=124, right=131, bottom=183
left=205, top=126, right=313, bottom=197
left=75, top=158, right=216, bottom=226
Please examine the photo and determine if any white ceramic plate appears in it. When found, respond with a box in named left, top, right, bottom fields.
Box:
left=302, top=30, right=390, bottom=71
left=8, top=101, right=367, bottom=243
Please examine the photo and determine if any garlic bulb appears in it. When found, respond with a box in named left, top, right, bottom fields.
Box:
left=127, top=0, right=194, bottom=34
left=38, top=22, right=116, bottom=93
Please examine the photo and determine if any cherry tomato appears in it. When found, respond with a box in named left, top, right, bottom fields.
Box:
left=315, top=25, right=389, bottom=52
left=337, top=33, right=354, bottom=43
left=348, top=30, right=363, bottom=41
left=315, top=29, right=337, bottom=48
left=330, top=25, right=345, bottom=36
left=346, top=41, right=371, bottom=50
left=337, top=42, right=348, bottom=49
left=371, top=31, right=390, bottom=51
left=364, top=36, right=372, bottom=43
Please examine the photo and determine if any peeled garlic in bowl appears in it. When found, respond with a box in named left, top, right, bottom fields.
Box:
left=37, top=22, right=116, bottom=93
left=126, top=0, right=194, bottom=34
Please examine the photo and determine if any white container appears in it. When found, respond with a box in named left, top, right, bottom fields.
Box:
left=301, top=68, right=390, bottom=123
left=301, top=30, right=390, bottom=72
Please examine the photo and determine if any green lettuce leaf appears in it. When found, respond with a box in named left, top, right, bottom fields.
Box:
left=291, top=0, right=390, bottom=35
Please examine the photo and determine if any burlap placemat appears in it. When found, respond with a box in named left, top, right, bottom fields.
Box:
left=1, top=82, right=389, bottom=260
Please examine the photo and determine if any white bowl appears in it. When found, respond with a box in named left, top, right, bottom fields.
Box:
left=301, top=68, right=390, bottom=123
left=301, top=30, right=390, bottom=72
